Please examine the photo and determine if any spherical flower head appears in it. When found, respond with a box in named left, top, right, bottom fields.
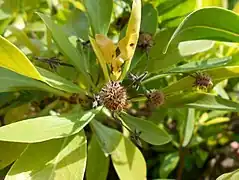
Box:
left=99, top=81, right=127, bottom=111
left=146, top=90, right=165, bottom=109
left=137, top=32, right=154, bottom=51
left=194, top=73, right=213, bottom=89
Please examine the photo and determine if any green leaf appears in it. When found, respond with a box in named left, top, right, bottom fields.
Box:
left=162, top=92, right=204, bottom=108
left=182, top=108, right=195, bottom=147
left=217, top=169, right=239, bottom=180
left=164, top=92, right=239, bottom=111
left=64, top=9, right=89, bottom=41
left=0, top=142, right=26, bottom=170
left=0, top=108, right=100, bottom=143
left=37, top=13, right=90, bottom=82
left=0, top=67, right=67, bottom=97
left=6, top=132, right=87, bottom=180
left=157, top=0, right=188, bottom=16
left=163, top=65, right=239, bottom=94
left=141, top=4, right=158, bottom=34
left=158, top=0, right=196, bottom=27
left=168, top=56, right=231, bottom=73
left=86, top=135, right=109, bottom=180
left=90, top=120, right=121, bottom=155
left=0, top=35, right=45, bottom=82
left=121, top=113, right=171, bottom=145
left=186, top=94, right=239, bottom=111
left=159, top=152, right=179, bottom=178
left=84, top=0, right=112, bottom=35
left=178, top=40, right=214, bottom=56
left=37, top=67, right=85, bottom=94
left=165, top=7, right=239, bottom=52
left=148, top=28, right=183, bottom=73
left=91, top=120, right=147, bottom=179
left=195, top=149, right=208, bottom=168
left=111, top=133, right=147, bottom=180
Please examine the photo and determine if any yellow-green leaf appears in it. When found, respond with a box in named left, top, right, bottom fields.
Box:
left=6, top=132, right=87, bottom=180
left=111, top=135, right=147, bottom=180
left=0, top=142, right=26, bottom=170
left=0, top=35, right=44, bottom=82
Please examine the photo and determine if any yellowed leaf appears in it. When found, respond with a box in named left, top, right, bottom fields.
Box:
left=0, top=36, right=45, bottom=82
left=126, top=0, right=142, bottom=37
left=90, top=0, right=141, bottom=81
left=233, top=2, right=239, bottom=14
left=95, top=34, right=116, bottom=64
left=89, top=36, right=110, bottom=81
left=118, top=0, right=141, bottom=80
left=117, top=0, right=141, bottom=62
left=110, top=56, right=124, bottom=80
left=118, top=33, right=138, bottom=60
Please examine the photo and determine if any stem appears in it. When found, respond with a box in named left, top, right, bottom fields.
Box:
left=119, top=60, right=130, bottom=81
left=177, top=146, right=185, bottom=180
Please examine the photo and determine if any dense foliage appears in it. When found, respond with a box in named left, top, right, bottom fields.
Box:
left=1, top=0, right=239, bottom=180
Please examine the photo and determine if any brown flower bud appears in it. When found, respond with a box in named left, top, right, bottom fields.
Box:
left=146, top=90, right=165, bottom=109
left=99, top=81, right=127, bottom=111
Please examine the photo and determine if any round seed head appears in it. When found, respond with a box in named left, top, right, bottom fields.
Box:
left=194, top=73, right=213, bottom=89
left=146, top=90, right=165, bottom=109
left=137, top=32, right=154, bottom=51
left=99, top=81, right=127, bottom=111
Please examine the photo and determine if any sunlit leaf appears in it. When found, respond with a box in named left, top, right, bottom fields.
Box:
left=197, top=0, right=226, bottom=8
left=217, top=169, right=239, bottom=180
left=119, top=0, right=141, bottom=79
left=158, top=0, right=196, bottom=27
left=182, top=108, right=195, bottom=147
left=111, top=132, right=147, bottom=180
left=0, top=35, right=44, bottom=82
left=178, top=40, right=214, bottom=56
left=165, top=7, right=239, bottom=52
left=0, top=108, right=101, bottom=143
left=6, top=132, right=87, bottom=180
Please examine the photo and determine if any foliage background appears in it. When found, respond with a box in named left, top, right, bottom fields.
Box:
left=1, top=0, right=239, bottom=180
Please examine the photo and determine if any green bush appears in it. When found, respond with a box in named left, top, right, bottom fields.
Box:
left=0, top=0, right=239, bottom=179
